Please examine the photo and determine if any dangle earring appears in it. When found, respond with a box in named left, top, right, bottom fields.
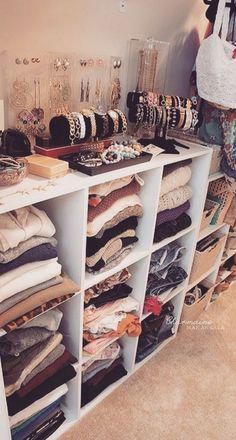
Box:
left=86, top=79, right=90, bottom=103
left=80, top=79, right=85, bottom=102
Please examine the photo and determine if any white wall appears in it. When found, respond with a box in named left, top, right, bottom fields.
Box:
left=0, top=0, right=207, bottom=116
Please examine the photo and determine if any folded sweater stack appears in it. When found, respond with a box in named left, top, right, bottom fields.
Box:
left=83, top=269, right=141, bottom=355
left=0, top=206, right=80, bottom=439
left=1, top=309, right=77, bottom=439
left=82, top=268, right=140, bottom=406
left=86, top=175, right=144, bottom=273
left=0, top=206, right=79, bottom=334
left=154, top=160, right=193, bottom=243
left=81, top=341, right=127, bottom=406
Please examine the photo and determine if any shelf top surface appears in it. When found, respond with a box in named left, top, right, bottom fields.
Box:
left=0, top=143, right=210, bottom=214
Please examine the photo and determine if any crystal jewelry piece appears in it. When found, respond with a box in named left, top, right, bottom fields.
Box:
left=23, top=58, right=29, bottom=65
left=15, top=58, right=22, bottom=65
left=113, top=60, right=117, bottom=69
left=31, top=58, right=36, bottom=63
left=97, top=58, right=104, bottom=66
left=116, top=59, right=121, bottom=68
left=35, top=58, right=40, bottom=63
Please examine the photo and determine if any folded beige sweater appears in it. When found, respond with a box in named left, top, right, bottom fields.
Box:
left=0, top=206, right=55, bottom=252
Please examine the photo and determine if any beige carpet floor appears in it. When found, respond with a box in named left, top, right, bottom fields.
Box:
left=61, top=289, right=236, bottom=440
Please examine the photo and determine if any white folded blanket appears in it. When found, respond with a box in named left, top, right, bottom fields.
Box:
left=0, top=206, right=55, bottom=252
left=0, top=259, right=61, bottom=302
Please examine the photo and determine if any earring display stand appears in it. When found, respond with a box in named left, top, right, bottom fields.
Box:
left=1, top=141, right=232, bottom=440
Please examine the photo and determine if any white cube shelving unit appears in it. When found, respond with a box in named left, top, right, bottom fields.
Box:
left=0, top=143, right=214, bottom=439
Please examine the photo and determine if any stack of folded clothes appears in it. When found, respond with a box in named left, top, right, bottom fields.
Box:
left=83, top=268, right=141, bottom=356
left=144, top=242, right=188, bottom=314
left=136, top=301, right=176, bottom=363
left=0, top=308, right=77, bottom=439
left=154, top=160, right=192, bottom=243
left=86, top=175, right=144, bottom=273
left=81, top=341, right=127, bottom=406
left=0, top=205, right=79, bottom=334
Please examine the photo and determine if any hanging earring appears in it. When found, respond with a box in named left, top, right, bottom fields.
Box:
left=86, top=79, right=90, bottom=102
left=54, top=57, right=62, bottom=71
left=23, top=58, right=29, bottom=65
left=80, top=79, right=85, bottom=102
left=15, top=58, right=22, bottom=65
left=62, top=58, right=70, bottom=70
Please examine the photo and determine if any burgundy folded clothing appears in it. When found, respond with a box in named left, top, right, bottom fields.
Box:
left=0, top=243, right=57, bottom=276
left=86, top=216, right=138, bottom=257
left=156, top=200, right=190, bottom=226
left=16, top=349, right=77, bottom=398
left=87, top=179, right=141, bottom=222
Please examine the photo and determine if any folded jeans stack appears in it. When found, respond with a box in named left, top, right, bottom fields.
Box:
left=154, top=160, right=192, bottom=243
left=136, top=301, right=176, bottom=363
left=144, top=242, right=188, bottom=313
left=86, top=175, right=144, bottom=273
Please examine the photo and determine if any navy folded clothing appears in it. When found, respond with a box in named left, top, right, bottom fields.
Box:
left=0, top=243, right=57, bottom=276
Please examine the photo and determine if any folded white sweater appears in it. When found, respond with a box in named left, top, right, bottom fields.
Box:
left=0, top=206, right=55, bottom=252
left=87, top=194, right=142, bottom=237
left=160, top=166, right=192, bottom=197
left=0, top=259, right=61, bottom=302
